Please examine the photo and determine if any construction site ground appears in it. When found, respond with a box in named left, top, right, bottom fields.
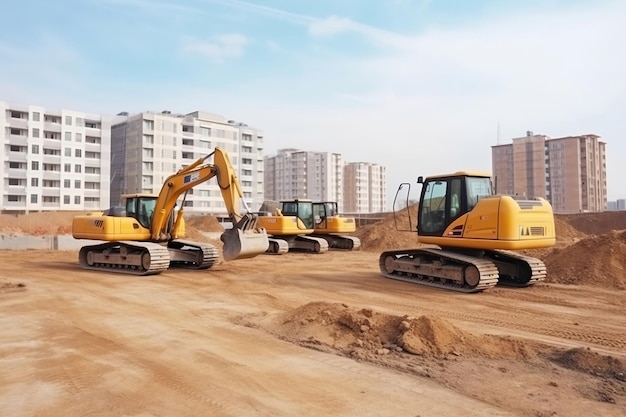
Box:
left=1, top=210, right=625, bottom=417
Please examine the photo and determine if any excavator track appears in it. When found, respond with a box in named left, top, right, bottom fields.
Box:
left=78, top=241, right=171, bottom=276
left=265, top=236, right=329, bottom=254
left=167, top=240, right=219, bottom=270
left=311, top=234, right=361, bottom=250
left=484, top=250, right=547, bottom=287
left=266, top=238, right=290, bottom=254
left=379, top=247, right=500, bottom=293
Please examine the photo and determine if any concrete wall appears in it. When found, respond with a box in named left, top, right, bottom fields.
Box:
left=0, top=235, right=101, bottom=250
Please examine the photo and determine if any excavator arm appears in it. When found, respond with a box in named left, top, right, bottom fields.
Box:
left=151, top=147, right=269, bottom=260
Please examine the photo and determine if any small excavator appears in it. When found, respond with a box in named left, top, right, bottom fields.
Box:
left=256, top=199, right=329, bottom=254
left=379, top=171, right=556, bottom=293
left=72, top=147, right=269, bottom=275
left=311, top=201, right=361, bottom=250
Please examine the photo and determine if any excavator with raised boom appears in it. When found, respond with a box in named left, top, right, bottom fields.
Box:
left=72, top=147, right=269, bottom=275
left=379, top=171, right=556, bottom=293
left=256, top=199, right=329, bottom=254
left=311, top=201, right=361, bottom=250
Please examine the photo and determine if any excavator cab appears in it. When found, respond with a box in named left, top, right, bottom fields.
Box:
left=280, top=199, right=315, bottom=229
left=417, top=174, right=492, bottom=236
left=310, top=201, right=361, bottom=250
left=124, top=194, right=158, bottom=229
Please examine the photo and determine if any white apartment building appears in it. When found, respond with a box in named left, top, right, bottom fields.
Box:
left=264, top=149, right=344, bottom=211
left=1, top=101, right=111, bottom=213
left=110, top=110, right=265, bottom=217
left=343, top=162, right=387, bottom=213
left=492, top=132, right=607, bottom=213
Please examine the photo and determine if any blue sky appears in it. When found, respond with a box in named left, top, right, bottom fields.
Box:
left=1, top=0, right=625, bottom=205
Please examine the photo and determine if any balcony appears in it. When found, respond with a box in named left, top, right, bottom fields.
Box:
left=43, top=138, right=62, bottom=149
left=44, top=122, right=62, bottom=132
left=85, top=142, right=101, bottom=152
left=6, top=185, right=26, bottom=194
left=42, top=155, right=61, bottom=164
left=84, top=189, right=101, bottom=198
left=7, top=152, right=28, bottom=162
left=8, top=135, right=28, bottom=146
left=8, top=117, right=28, bottom=129
left=42, top=188, right=61, bottom=197
left=7, top=169, right=27, bottom=179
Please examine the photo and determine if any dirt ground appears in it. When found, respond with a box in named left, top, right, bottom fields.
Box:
left=1, top=211, right=625, bottom=417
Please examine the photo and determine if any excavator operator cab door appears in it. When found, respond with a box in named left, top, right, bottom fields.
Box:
left=124, top=195, right=158, bottom=229
left=313, top=202, right=337, bottom=226
left=281, top=200, right=315, bottom=230
left=418, top=176, right=466, bottom=236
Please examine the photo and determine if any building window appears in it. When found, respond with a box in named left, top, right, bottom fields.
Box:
left=32, top=128, right=40, bottom=138
left=75, top=149, right=82, bottom=158
left=32, top=161, right=39, bottom=170
left=64, top=180, right=71, bottom=188
left=75, top=164, right=82, bottom=173
left=64, top=195, right=70, bottom=204
left=31, top=194, right=38, bottom=204
left=65, top=132, right=72, bottom=141
left=65, top=116, right=72, bottom=125
left=33, top=112, right=40, bottom=122
left=32, top=144, right=39, bottom=154
left=65, top=148, right=72, bottom=157
left=31, top=178, right=39, bottom=187
left=75, top=133, right=82, bottom=142
left=74, top=196, right=81, bottom=204
left=75, top=180, right=81, bottom=189
left=200, top=127, right=211, bottom=137
left=64, top=164, right=71, bottom=172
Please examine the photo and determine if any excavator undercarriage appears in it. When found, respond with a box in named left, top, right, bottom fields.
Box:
left=379, top=247, right=547, bottom=293
left=78, top=240, right=219, bottom=276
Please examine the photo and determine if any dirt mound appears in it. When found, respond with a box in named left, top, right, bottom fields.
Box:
left=554, top=216, right=587, bottom=244
left=268, top=301, right=538, bottom=360
left=557, top=211, right=626, bottom=235
left=0, top=211, right=86, bottom=235
left=544, top=230, right=626, bottom=289
left=354, top=207, right=422, bottom=252
left=550, top=347, right=625, bottom=380
left=184, top=215, right=224, bottom=232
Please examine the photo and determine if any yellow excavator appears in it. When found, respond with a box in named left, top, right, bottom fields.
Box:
left=311, top=201, right=361, bottom=250
left=72, top=147, right=269, bottom=275
left=379, top=171, right=556, bottom=293
left=256, top=199, right=329, bottom=254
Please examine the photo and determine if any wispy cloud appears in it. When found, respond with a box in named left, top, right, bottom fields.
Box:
left=182, top=34, right=249, bottom=63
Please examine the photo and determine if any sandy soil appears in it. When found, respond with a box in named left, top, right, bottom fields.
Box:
left=1, top=211, right=625, bottom=417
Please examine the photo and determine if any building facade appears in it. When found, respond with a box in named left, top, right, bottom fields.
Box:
left=343, top=162, right=387, bottom=213
left=264, top=149, right=345, bottom=211
left=1, top=101, right=111, bottom=213
left=492, top=132, right=607, bottom=213
left=110, top=110, right=265, bottom=217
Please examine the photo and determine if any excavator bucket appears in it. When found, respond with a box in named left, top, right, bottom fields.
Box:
left=220, top=228, right=269, bottom=261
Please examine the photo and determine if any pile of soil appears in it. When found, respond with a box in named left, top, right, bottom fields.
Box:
left=0, top=211, right=87, bottom=235
left=554, top=216, right=587, bottom=244
left=268, top=301, right=539, bottom=360
left=550, top=347, right=626, bottom=381
left=353, top=206, right=422, bottom=252
left=557, top=211, right=626, bottom=235
left=543, top=230, right=626, bottom=289
left=184, top=215, right=224, bottom=233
